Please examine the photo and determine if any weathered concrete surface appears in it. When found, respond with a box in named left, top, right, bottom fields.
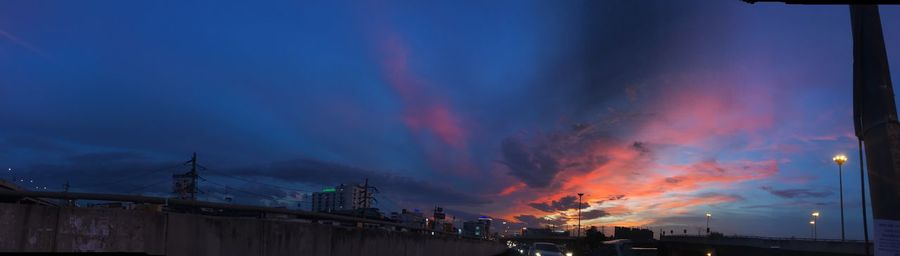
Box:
left=0, top=203, right=505, bottom=256
left=660, top=235, right=873, bottom=256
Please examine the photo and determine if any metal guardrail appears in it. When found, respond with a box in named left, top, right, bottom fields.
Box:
left=0, top=190, right=470, bottom=239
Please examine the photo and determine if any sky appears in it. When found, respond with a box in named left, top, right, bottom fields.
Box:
left=2, top=0, right=900, bottom=240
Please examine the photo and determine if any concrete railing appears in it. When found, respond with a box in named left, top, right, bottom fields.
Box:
left=0, top=202, right=506, bottom=256
left=660, top=234, right=871, bottom=255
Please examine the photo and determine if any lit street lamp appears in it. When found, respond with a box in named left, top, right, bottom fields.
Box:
left=833, top=154, right=847, bottom=241
left=705, top=212, right=712, bottom=234
left=809, top=220, right=816, bottom=239
left=811, top=212, right=820, bottom=240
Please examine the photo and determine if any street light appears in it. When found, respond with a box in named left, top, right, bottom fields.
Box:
left=810, top=220, right=816, bottom=239
left=811, top=212, right=820, bottom=240
left=833, top=154, right=847, bottom=241
left=705, top=212, right=712, bottom=234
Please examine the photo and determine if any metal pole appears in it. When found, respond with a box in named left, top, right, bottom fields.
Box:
left=840, top=162, right=846, bottom=241
left=815, top=215, right=818, bottom=240
left=706, top=214, right=710, bottom=234
left=858, top=139, right=871, bottom=255
left=577, top=193, right=584, bottom=237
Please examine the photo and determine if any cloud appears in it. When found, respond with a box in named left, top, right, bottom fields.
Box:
left=499, top=136, right=562, bottom=188
left=760, top=186, right=832, bottom=199
left=499, top=123, right=615, bottom=188
left=580, top=209, right=610, bottom=220
left=514, top=214, right=567, bottom=228
left=593, top=195, right=626, bottom=205
left=227, top=158, right=491, bottom=207
left=528, top=195, right=591, bottom=213
left=377, top=32, right=466, bottom=148
left=18, top=151, right=490, bottom=209
left=22, top=151, right=182, bottom=193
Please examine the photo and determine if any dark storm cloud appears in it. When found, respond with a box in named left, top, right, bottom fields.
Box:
left=18, top=151, right=488, bottom=207
left=529, top=1, right=702, bottom=116
left=227, top=158, right=491, bottom=206
left=580, top=209, right=609, bottom=220
left=500, top=123, right=615, bottom=188
left=498, top=0, right=704, bottom=188
left=760, top=186, right=832, bottom=199
left=514, top=214, right=567, bottom=228
left=499, top=137, right=561, bottom=188
left=528, top=195, right=590, bottom=213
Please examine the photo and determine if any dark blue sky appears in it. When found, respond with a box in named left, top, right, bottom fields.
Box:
left=2, top=0, right=900, bottom=238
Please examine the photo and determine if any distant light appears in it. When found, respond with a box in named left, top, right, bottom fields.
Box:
left=322, top=188, right=336, bottom=192
left=810, top=221, right=816, bottom=224
left=7, top=168, right=11, bottom=171
left=707, top=253, right=712, bottom=256
left=706, top=212, right=712, bottom=217
left=566, top=252, right=573, bottom=256
left=812, top=212, right=820, bottom=217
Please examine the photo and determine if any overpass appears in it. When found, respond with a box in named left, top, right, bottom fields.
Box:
left=659, top=235, right=873, bottom=256
left=0, top=190, right=506, bottom=256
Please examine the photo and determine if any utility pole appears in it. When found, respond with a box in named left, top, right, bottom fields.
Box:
left=362, top=178, right=369, bottom=209
left=356, top=178, right=377, bottom=218
left=173, top=152, right=200, bottom=200
left=577, top=193, right=584, bottom=237
left=189, top=152, right=198, bottom=200
left=63, top=180, right=74, bottom=206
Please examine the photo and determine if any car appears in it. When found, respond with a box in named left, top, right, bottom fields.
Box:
left=526, top=242, right=573, bottom=256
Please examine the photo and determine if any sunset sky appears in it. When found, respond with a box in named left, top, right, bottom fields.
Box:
left=2, top=0, right=900, bottom=240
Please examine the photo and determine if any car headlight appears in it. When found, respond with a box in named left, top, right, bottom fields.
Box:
left=566, top=253, right=573, bottom=256
left=535, top=253, right=541, bottom=256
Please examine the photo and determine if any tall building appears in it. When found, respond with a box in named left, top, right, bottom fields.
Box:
left=311, top=183, right=374, bottom=213
left=478, top=216, right=492, bottom=238
left=462, top=216, right=493, bottom=239
left=462, top=220, right=486, bottom=238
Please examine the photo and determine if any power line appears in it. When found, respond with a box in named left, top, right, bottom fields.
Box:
left=76, top=163, right=182, bottom=189
left=202, top=168, right=313, bottom=194
left=124, top=177, right=171, bottom=194
left=202, top=178, right=277, bottom=200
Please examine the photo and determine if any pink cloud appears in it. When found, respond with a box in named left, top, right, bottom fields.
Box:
left=378, top=33, right=467, bottom=148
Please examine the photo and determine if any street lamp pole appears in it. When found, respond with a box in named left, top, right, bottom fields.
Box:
left=833, top=155, right=847, bottom=241
left=577, top=193, right=584, bottom=237
left=812, top=212, right=820, bottom=240
left=810, top=220, right=816, bottom=239
left=705, top=212, right=711, bottom=234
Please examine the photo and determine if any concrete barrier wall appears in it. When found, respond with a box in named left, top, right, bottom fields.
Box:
left=0, top=203, right=506, bottom=256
